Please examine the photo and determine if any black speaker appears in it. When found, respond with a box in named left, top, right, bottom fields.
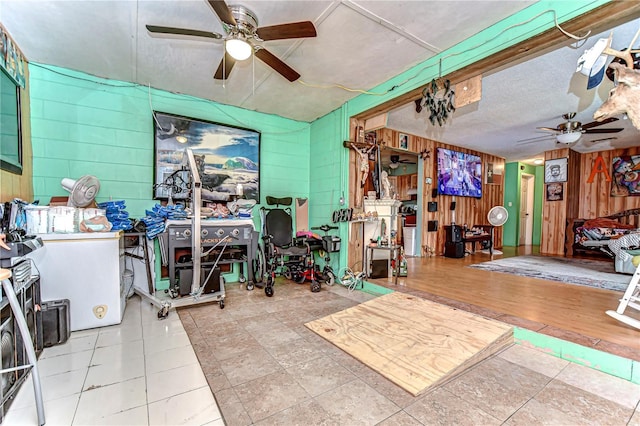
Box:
left=431, top=189, right=438, bottom=198
left=427, top=220, right=438, bottom=232
left=444, top=241, right=465, bottom=258
left=445, top=225, right=462, bottom=243
left=427, top=201, right=438, bottom=212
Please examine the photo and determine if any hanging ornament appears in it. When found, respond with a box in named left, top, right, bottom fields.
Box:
left=414, top=59, right=456, bottom=127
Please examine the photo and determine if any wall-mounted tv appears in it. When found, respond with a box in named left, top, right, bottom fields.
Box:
left=436, top=147, right=482, bottom=198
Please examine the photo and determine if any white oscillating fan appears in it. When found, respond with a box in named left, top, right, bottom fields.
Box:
left=484, top=206, right=509, bottom=255
left=61, top=175, right=101, bottom=207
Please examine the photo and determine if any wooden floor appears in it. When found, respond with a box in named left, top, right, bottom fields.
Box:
left=368, top=246, right=640, bottom=361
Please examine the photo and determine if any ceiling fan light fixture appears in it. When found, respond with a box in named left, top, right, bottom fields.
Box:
left=226, top=37, right=252, bottom=61
left=388, top=162, right=399, bottom=169
left=556, top=131, right=582, bottom=144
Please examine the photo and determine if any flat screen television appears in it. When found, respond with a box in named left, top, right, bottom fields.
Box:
left=436, top=147, right=482, bottom=198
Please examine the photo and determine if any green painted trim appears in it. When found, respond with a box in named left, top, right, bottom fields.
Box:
left=345, top=1, right=608, bottom=117
left=533, top=165, right=544, bottom=245
left=503, top=162, right=520, bottom=246
left=514, top=327, right=637, bottom=384
left=360, top=281, right=395, bottom=295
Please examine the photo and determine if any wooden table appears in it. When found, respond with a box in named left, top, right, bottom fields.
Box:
left=463, top=225, right=494, bottom=255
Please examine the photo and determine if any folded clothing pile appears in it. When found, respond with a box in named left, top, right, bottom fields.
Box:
left=141, top=204, right=188, bottom=239
left=97, top=200, right=132, bottom=231
left=227, top=199, right=256, bottom=218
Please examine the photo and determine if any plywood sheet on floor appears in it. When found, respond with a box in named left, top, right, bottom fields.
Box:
left=305, top=292, right=513, bottom=396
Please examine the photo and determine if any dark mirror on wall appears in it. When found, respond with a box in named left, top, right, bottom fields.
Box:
left=0, top=67, right=22, bottom=175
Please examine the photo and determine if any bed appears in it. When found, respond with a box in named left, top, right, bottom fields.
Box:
left=569, top=208, right=640, bottom=258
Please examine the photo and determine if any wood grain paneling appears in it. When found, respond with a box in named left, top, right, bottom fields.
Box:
left=362, top=128, right=504, bottom=256
left=543, top=146, right=640, bottom=256
left=305, top=292, right=513, bottom=396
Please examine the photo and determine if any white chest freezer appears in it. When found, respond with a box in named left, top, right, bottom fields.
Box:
left=27, top=231, right=126, bottom=331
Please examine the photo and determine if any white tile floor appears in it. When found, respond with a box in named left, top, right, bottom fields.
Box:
left=4, top=295, right=224, bottom=425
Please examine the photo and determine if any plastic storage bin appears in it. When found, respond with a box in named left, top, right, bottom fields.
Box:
left=25, top=206, right=49, bottom=235
left=403, top=226, right=416, bottom=256
left=322, top=235, right=341, bottom=253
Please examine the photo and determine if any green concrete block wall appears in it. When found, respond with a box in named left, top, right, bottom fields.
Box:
left=309, top=108, right=347, bottom=271
left=28, top=64, right=311, bottom=218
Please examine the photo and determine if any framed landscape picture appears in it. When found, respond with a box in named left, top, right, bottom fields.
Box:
left=153, top=111, right=260, bottom=202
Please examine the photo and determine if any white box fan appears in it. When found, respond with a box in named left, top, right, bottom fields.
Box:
left=483, top=206, right=509, bottom=255
left=61, top=175, right=101, bottom=207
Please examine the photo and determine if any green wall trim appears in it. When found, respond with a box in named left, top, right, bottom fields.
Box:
left=503, top=162, right=543, bottom=246
left=514, top=327, right=638, bottom=384
left=360, top=281, right=395, bottom=295
left=344, top=1, right=607, bottom=118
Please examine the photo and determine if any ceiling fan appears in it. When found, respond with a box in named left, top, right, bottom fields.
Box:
left=389, top=154, right=416, bottom=169
left=536, top=112, right=623, bottom=145
left=146, top=0, right=317, bottom=82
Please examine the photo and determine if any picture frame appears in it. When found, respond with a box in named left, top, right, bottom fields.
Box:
left=153, top=111, right=260, bottom=202
left=399, top=133, right=408, bottom=150
left=611, top=155, right=640, bottom=197
left=486, top=162, right=494, bottom=184
left=546, top=182, right=564, bottom=201
left=364, top=131, right=377, bottom=145
left=544, top=157, right=568, bottom=183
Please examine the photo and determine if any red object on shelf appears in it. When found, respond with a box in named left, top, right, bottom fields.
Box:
left=404, top=215, right=416, bottom=226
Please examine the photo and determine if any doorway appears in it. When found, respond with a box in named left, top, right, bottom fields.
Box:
left=519, top=173, right=535, bottom=246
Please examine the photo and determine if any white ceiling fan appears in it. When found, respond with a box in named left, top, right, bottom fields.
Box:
left=537, top=112, right=623, bottom=145
left=517, top=112, right=624, bottom=148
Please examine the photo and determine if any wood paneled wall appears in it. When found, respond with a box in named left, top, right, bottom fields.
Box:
left=577, top=148, right=640, bottom=218
left=373, top=128, right=505, bottom=256
left=541, top=146, right=640, bottom=256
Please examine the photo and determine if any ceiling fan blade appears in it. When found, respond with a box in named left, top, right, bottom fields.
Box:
left=536, top=126, right=559, bottom=132
left=214, top=52, right=236, bottom=80
left=255, top=48, right=300, bottom=82
left=208, top=0, right=236, bottom=26
left=581, top=117, right=619, bottom=129
left=256, top=21, right=317, bottom=41
left=516, top=134, right=554, bottom=144
left=583, top=127, right=624, bottom=134
left=589, top=137, right=618, bottom=143
left=146, top=25, right=222, bottom=39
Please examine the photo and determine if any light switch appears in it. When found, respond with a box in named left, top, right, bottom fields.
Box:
left=508, top=202, right=512, bottom=207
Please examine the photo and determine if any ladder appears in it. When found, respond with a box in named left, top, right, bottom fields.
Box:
left=606, top=262, right=640, bottom=330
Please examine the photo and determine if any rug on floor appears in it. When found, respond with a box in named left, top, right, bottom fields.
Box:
left=305, top=292, right=513, bottom=396
left=468, top=256, right=629, bottom=292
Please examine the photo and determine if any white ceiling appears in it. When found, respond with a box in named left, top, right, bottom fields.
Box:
left=1, top=1, right=639, bottom=163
